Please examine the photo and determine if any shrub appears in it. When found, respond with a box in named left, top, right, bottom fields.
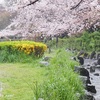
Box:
left=0, top=41, right=47, bottom=62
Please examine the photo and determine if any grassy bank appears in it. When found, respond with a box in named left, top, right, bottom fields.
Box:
left=0, top=49, right=84, bottom=100
left=34, top=49, right=84, bottom=100
left=0, top=63, right=47, bottom=100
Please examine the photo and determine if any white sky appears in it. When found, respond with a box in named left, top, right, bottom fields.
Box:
left=0, top=0, right=5, bottom=4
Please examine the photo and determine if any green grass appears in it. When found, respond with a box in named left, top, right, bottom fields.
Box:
left=34, top=49, right=84, bottom=100
left=0, top=63, right=47, bottom=100
left=0, top=49, right=84, bottom=100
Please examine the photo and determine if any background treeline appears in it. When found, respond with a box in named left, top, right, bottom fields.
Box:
left=46, top=30, right=100, bottom=52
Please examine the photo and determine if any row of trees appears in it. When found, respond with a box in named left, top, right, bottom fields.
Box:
left=67, top=31, right=100, bottom=51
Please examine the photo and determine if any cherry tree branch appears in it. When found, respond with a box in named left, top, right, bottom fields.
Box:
left=23, top=0, right=40, bottom=8
left=70, top=0, right=83, bottom=10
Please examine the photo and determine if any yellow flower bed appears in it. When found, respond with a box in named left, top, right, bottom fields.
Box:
left=0, top=41, right=47, bottom=57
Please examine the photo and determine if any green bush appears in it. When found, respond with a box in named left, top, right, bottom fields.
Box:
left=0, top=41, right=47, bottom=62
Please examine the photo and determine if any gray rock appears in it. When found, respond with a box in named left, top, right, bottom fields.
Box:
left=97, top=53, right=100, bottom=60
left=87, top=64, right=91, bottom=66
left=90, top=66, right=95, bottom=73
left=79, top=68, right=90, bottom=78
left=90, top=51, right=96, bottom=59
left=97, top=58, right=100, bottom=65
left=93, top=61, right=98, bottom=66
left=84, top=52, right=89, bottom=59
left=74, top=66, right=90, bottom=80
left=78, top=50, right=84, bottom=57
left=42, top=56, right=52, bottom=61
left=94, top=73, right=99, bottom=76
left=40, top=61, right=49, bottom=67
left=77, top=56, right=84, bottom=65
left=95, top=65, right=100, bottom=68
left=86, top=84, right=97, bottom=93
left=38, top=98, right=44, bottom=100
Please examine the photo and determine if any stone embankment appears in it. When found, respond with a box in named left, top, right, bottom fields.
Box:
left=73, top=51, right=100, bottom=100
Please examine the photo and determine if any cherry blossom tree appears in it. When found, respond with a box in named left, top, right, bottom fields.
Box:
left=1, top=0, right=100, bottom=37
